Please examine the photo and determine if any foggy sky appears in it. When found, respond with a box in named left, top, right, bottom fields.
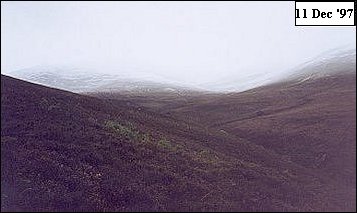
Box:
left=1, top=1, right=356, bottom=84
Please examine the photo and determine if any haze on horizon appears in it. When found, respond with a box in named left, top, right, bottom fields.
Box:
left=1, top=1, right=356, bottom=85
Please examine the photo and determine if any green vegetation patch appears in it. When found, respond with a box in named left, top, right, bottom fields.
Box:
left=104, top=121, right=224, bottom=167
left=156, top=138, right=181, bottom=152
left=105, top=120, right=183, bottom=154
left=193, top=149, right=222, bottom=165
left=105, top=120, right=141, bottom=141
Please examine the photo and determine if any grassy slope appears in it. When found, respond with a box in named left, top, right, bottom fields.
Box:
left=1, top=74, right=355, bottom=211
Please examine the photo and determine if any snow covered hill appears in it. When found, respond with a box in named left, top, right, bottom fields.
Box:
left=3, top=48, right=355, bottom=93
left=4, top=65, right=204, bottom=94
left=200, top=48, right=356, bottom=92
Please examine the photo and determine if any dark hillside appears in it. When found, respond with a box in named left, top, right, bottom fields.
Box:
left=1, top=74, right=355, bottom=211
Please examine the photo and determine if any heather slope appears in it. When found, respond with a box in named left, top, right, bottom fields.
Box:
left=2, top=74, right=352, bottom=211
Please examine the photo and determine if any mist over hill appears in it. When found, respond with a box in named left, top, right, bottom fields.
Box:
left=5, top=65, right=204, bottom=94
left=4, top=48, right=356, bottom=94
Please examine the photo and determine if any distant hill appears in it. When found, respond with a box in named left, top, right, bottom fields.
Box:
left=199, top=48, right=356, bottom=92
left=4, top=49, right=355, bottom=95
left=4, top=65, right=203, bottom=94
left=279, top=48, right=356, bottom=82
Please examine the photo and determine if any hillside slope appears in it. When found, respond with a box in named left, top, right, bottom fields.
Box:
left=2, top=74, right=354, bottom=211
left=149, top=72, right=356, bottom=211
left=165, top=73, right=356, bottom=177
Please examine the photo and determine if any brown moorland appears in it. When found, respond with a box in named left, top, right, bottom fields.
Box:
left=1, top=71, right=356, bottom=211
